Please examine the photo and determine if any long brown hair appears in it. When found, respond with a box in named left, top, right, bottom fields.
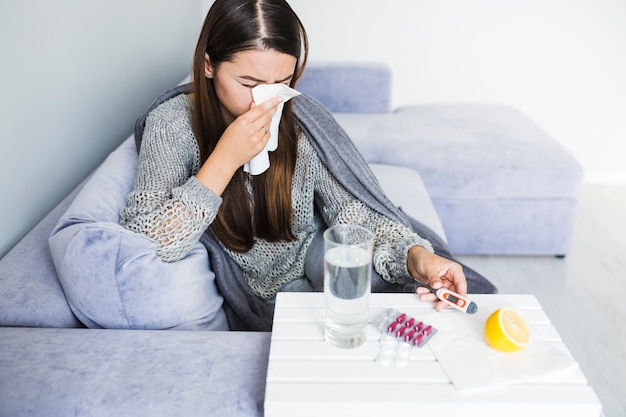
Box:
left=191, top=0, right=309, bottom=252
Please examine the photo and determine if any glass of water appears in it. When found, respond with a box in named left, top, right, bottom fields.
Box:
left=323, top=224, right=374, bottom=348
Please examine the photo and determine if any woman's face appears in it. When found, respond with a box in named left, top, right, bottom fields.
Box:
left=206, top=49, right=297, bottom=122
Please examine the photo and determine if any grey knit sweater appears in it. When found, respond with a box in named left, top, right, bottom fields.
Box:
left=120, top=93, right=431, bottom=299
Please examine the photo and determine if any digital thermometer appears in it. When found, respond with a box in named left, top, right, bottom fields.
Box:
left=418, top=283, right=478, bottom=314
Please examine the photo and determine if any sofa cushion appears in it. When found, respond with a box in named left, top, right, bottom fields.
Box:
left=48, top=137, right=228, bottom=330
left=335, top=104, right=583, bottom=255
left=0, top=327, right=270, bottom=417
left=336, top=104, right=582, bottom=200
left=297, top=62, right=391, bottom=113
left=0, top=187, right=84, bottom=328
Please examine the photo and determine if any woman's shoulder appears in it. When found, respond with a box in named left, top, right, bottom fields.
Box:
left=142, top=93, right=197, bottom=158
left=147, top=93, right=193, bottom=125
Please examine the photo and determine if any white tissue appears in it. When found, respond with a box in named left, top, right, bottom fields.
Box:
left=243, top=84, right=301, bottom=175
left=424, top=309, right=580, bottom=393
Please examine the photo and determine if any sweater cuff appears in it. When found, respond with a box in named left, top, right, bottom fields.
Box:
left=175, top=175, right=223, bottom=213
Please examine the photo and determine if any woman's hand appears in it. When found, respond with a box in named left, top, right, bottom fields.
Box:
left=195, top=96, right=283, bottom=195
left=407, top=245, right=467, bottom=311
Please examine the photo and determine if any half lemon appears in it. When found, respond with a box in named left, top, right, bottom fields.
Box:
left=484, top=307, right=531, bottom=352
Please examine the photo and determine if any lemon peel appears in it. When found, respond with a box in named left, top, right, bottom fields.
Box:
left=484, top=307, right=531, bottom=352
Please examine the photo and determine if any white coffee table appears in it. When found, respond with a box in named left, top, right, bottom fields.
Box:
left=264, top=292, right=602, bottom=417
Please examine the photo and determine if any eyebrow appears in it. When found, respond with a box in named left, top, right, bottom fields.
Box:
left=239, top=74, right=293, bottom=83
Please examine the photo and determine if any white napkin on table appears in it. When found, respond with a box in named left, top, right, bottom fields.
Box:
left=423, top=308, right=580, bottom=393
left=244, top=84, right=301, bottom=175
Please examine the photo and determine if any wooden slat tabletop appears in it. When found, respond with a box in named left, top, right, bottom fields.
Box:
left=265, top=293, right=602, bottom=417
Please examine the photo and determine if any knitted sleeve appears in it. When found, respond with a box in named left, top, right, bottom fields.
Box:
left=307, top=140, right=433, bottom=284
left=119, top=101, right=222, bottom=262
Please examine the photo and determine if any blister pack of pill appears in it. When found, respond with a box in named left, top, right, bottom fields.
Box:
left=372, top=308, right=438, bottom=367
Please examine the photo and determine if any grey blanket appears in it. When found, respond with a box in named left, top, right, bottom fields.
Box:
left=135, top=84, right=495, bottom=331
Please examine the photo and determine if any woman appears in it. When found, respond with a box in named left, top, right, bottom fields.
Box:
left=121, top=0, right=492, bottom=330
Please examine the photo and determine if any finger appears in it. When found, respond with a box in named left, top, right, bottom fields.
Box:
left=416, top=286, right=450, bottom=311
left=248, top=96, right=283, bottom=121
left=415, top=286, right=430, bottom=295
left=416, top=290, right=438, bottom=303
left=258, top=110, right=276, bottom=132
left=427, top=275, right=444, bottom=290
left=434, top=300, right=449, bottom=311
left=446, top=264, right=467, bottom=296
left=455, top=271, right=468, bottom=296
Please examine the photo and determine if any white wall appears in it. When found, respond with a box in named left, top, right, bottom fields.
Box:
left=0, top=1, right=203, bottom=258
left=285, top=0, right=626, bottom=183
left=2, top=0, right=624, bottom=257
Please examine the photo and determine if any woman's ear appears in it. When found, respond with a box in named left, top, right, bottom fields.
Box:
left=204, top=53, right=213, bottom=79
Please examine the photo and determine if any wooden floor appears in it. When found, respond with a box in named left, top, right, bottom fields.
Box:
left=458, top=184, right=626, bottom=417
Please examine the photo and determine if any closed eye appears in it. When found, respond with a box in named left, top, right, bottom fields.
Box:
left=239, top=74, right=294, bottom=88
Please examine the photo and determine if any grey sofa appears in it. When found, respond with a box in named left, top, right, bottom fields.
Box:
left=0, top=63, right=582, bottom=417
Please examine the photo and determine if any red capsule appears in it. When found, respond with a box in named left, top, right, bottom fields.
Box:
left=395, top=313, right=407, bottom=323
left=413, top=321, right=424, bottom=332
left=404, top=330, right=416, bottom=342
left=395, top=326, right=407, bottom=337
left=404, top=317, right=416, bottom=328
left=387, top=321, right=399, bottom=333
left=422, top=325, right=433, bottom=336
left=413, top=333, right=425, bottom=346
